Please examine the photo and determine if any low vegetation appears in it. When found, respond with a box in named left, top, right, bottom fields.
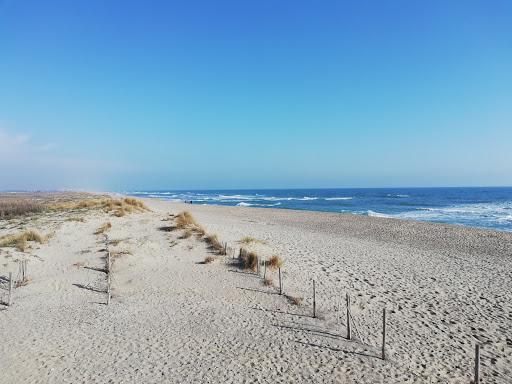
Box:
left=0, top=230, right=46, bottom=252
left=66, top=216, right=85, bottom=222
left=203, top=256, right=215, bottom=264
left=0, top=200, right=44, bottom=219
left=174, top=211, right=207, bottom=236
left=94, top=222, right=112, bottom=235
left=52, top=197, right=150, bottom=217
left=239, top=236, right=264, bottom=245
left=241, top=251, right=258, bottom=271
left=287, top=295, right=303, bottom=306
left=266, top=255, right=283, bottom=270
left=204, top=234, right=224, bottom=254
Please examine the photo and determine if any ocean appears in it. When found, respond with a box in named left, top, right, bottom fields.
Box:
left=126, top=187, right=512, bottom=232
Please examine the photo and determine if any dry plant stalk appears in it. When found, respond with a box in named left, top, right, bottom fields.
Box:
left=204, top=256, right=215, bottom=264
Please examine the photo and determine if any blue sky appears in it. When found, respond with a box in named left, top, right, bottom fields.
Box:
left=0, top=0, right=511, bottom=190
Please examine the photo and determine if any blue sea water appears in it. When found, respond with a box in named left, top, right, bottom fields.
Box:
left=126, top=187, right=512, bottom=232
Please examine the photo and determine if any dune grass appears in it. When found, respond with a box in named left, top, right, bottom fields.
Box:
left=175, top=211, right=206, bottom=236
left=287, top=295, right=303, bottom=306
left=51, top=197, right=150, bottom=217
left=266, top=255, right=283, bottom=270
left=241, top=251, right=258, bottom=271
left=0, top=230, right=46, bottom=252
left=66, top=216, right=85, bottom=222
left=204, top=234, right=224, bottom=254
left=94, top=221, right=112, bottom=235
left=239, top=236, right=264, bottom=245
left=0, top=200, right=44, bottom=219
left=203, top=256, right=215, bottom=264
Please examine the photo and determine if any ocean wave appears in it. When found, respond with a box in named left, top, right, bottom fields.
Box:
left=366, top=210, right=391, bottom=218
left=324, top=197, right=353, bottom=201
left=237, top=202, right=282, bottom=207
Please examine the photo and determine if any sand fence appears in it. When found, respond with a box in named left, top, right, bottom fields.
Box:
left=230, top=245, right=507, bottom=383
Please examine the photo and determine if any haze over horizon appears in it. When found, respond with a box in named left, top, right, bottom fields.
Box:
left=1, top=1, right=511, bottom=190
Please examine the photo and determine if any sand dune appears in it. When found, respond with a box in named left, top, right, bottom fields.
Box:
left=1, top=197, right=510, bottom=383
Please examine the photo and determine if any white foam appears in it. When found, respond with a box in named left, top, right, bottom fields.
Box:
left=367, top=210, right=391, bottom=218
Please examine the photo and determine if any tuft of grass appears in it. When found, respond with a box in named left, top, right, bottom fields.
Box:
left=203, top=256, right=215, bottom=264
left=263, top=277, right=273, bottom=286
left=0, top=230, right=46, bottom=252
left=94, top=221, right=112, bottom=235
left=66, top=216, right=85, bottom=222
left=204, top=234, right=224, bottom=254
left=287, top=296, right=303, bottom=306
left=174, top=211, right=207, bottom=237
left=241, top=251, right=258, bottom=271
left=175, top=211, right=197, bottom=229
left=266, top=255, right=283, bottom=270
left=239, top=236, right=264, bottom=245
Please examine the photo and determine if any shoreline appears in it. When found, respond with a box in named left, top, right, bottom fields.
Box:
left=1, top=193, right=511, bottom=383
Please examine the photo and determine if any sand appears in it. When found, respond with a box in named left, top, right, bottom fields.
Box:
left=1, top=196, right=511, bottom=383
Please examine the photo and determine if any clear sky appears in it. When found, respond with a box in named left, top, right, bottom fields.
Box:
left=0, top=0, right=511, bottom=190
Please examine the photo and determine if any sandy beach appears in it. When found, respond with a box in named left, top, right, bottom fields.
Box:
left=1, top=195, right=511, bottom=383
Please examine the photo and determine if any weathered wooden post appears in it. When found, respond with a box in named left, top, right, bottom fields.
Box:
left=278, top=268, right=282, bottom=295
left=381, top=308, right=386, bottom=360
left=263, top=261, right=267, bottom=280
left=8, top=272, right=13, bottom=306
left=346, top=293, right=351, bottom=340
left=474, top=344, right=480, bottom=383
left=312, top=280, right=316, bottom=318
left=106, top=251, right=111, bottom=305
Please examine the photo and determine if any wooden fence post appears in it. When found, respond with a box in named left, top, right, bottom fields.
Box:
left=312, top=280, right=316, bottom=318
left=263, top=261, right=267, bottom=280
left=106, top=251, right=111, bottom=305
left=474, top=344, right=480, bottom=383
left=8, top=272, right=13, bottom=306
left=278, top=268, right=282, bottom=295
left=346, top=293, right=351, bottom=340
left=382, top=308, right=386, bottom=360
